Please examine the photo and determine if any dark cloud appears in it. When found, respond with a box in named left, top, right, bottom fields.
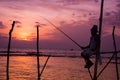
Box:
left=94, top=0, right=99, bottom=2
left=116, top=4, right=120, bottom=7
left=0, top=21, right=5, bottom=29
left=0, top=34, right=7, bottom=38
left=0, top=33, right=35, bottom=49
left=105, top=12, right=111, bottom=16
left=10, top=40, right=35, bottom=49
left=89, top=8, right=120, bottom=28
left=103, top=11, right=120, bottom=27
left=0, top=32, right=79, bottom=49
left=0, top=34, right=8, bottom=48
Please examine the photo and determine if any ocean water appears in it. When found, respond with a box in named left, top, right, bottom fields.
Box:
left=0, top=49, right=120, bottom=80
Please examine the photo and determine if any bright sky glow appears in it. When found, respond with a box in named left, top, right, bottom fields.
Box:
left=0, top=0, right=120, bottom=50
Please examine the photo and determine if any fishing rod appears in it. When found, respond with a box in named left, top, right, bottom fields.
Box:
left=40, top=16, right=83, bottom=49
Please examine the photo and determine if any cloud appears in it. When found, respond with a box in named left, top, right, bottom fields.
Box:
left=0, top=21, right=5, bottom=29
left=0, top=0, right=37, bottom=11
left=116, top=4, right=120, bottom=7
left=35, top=22, right=47, bottom=28
left=15, top=20, right=21, bottom=24
left=0, top=34, right=8, bottom=48
left=0, top=0, right=26, bottom=2
left=57, top=0, right=98, bottom=5
left=105, top=12, right=111, bottom=16
left=14, top=20, right=22, bottom=28
left=0, top=0, right=99, bottom=17
left=0, top=34, right=7, bottom=38
left=56, top=0, right=81, bottom=5
left=103, top=11, right=120, bottom=27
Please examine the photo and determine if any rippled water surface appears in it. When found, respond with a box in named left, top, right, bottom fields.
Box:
left=0, top=55, right=120, bottom=80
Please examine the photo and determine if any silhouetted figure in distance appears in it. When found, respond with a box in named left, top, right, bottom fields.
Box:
left=81, top=25, right=99, bottom=68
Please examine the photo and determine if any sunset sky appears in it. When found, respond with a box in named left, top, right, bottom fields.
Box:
left=0, top=0, right=120, bottom=51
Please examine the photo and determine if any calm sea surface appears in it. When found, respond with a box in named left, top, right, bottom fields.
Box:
left=0, top=49, right=120, bottom=80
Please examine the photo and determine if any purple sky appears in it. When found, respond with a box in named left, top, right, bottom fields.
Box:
left=0, top=0, right=120, bottom=51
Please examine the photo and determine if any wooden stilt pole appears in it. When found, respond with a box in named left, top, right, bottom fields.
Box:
left=36, top=25, right=40, bottom=80
left=112, top=26, right=119, bottom=80
left=97, top=27, right=119, bottom=78
left=6, top=21, right=15, bottom=80
left=93, top=0, right=104, bottom=80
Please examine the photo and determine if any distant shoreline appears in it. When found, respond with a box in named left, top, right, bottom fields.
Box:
left=0, top=54, right=82, bottom=58
left=0, top=54, right=120, bottom=59
left=0, top=50, right=120, bottom=58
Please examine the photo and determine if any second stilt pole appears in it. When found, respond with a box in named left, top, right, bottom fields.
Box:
left=36, top=25, right=40, bottom=80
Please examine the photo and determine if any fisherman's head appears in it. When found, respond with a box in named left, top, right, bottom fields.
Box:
left=91, top=25, right=98, bottom=36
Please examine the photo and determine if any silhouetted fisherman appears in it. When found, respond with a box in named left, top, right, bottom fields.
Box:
left=81, top=25, right=100, bottom=68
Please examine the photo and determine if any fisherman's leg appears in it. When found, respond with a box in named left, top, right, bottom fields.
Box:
left=81, top=49, right=93, bottom=68
left=81, top=52, right=90, bottom=66
left=81, top=52, right=90, bottom=62
left=81, top=52, right=87, bottom=62
left=85, top=54, right=93, bottom=68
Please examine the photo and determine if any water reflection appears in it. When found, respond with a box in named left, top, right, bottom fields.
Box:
left=0, top=56, right=119, bottom=80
